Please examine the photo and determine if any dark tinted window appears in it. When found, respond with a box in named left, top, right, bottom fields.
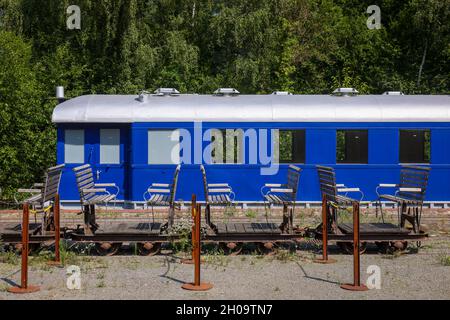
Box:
left=337, top=130, right=368, bottom=163
left=400, top=130, right=430, bottom=163
left=279, top=130, right=305, bottom=163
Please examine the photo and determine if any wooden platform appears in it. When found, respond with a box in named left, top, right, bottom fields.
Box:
left=216, top=222, right=281, bottom=234
left=96, top=222, right=162, bottom=235
left=339, top=223, right=411, bottom=235
left=0, top=222, right=41, bottom=235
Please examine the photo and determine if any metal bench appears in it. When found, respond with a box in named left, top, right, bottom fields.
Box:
left=14, top=164, right=64, bottom=234
left=200, top=164, right=235, bottom=228
left=316, top=165, right=363, bottom=233
left=261, top=165, right=301, bottom=233
left=376, top=165, right=430, bottom=233
left=73, top=164, right=120, bottom=235
left=143, top=164, right=181, bottom=229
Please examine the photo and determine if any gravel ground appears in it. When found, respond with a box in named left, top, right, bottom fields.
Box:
left=0, top=237, right=449, bottom=300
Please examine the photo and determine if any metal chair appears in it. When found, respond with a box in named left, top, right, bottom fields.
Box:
left=261, top=165, right=301, bottom=233
left=73, top=164, right=120, bottom=235
left=376, top=165, right=430, bottom=233
left=316, top=165, right=363, bottom=232
left=14, top=164, right=65, bottom=234
left=200, top=164, right=235, bottom=228
left=143, top=164, right=181, bottom=229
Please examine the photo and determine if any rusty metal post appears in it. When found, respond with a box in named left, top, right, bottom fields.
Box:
left=194, top=203, right=201, bottom=285
left=181, top=195, right=196, bottom=264
left=181, top=195, right=204, bottom=265
left=341, top=201, right=368, bottom=291
left=48, top=194, right=62, bottom=266
left=314, top=194, right=336, bottom=264
left=8, top=203, right=40, bottom=294
left=182, top=198, right=213, bottom=291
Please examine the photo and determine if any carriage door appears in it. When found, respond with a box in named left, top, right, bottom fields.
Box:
left=93, top=126, right=129, bottom=203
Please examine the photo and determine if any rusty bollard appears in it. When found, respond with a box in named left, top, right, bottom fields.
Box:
left=340, top=201, right=368, bottom=291
left=8, top=203, right=40, bottom=294
left=314, top=194, right=336, bottom=264
left=182, top=202, right=213, bottom=291
left=181, top=194, right=197, bottom=265
left=48, top=194, right=62, bottom=266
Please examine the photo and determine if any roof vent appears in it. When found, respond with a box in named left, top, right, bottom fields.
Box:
left=138, top=91, right=150, bottom=102
left=382, top=91, right=404, bottom=95
left=154, top=88, right=180, bottom=96
left=271, top=91, right=292, bottom=95
left=332, top=87, right=359, bottom=96
left=56, top=86, right=65, bottom=104
left=214, top=88, right=240, bottom=96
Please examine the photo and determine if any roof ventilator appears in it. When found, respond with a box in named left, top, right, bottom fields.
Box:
left=332, top=88, right=359, bottom=97
left=382, top=91, right=404, bottom=95
left=214, top=88, right=240, bottom=96
left=154, top=88, right=180, bottom=96
left=56, top=86, right=65, bottom=104
left=138, top=91, right=150, bottom=102
left=271, top=91, right=292, bottom=95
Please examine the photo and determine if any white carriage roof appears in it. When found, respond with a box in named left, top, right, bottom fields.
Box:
left=52, top=94, right=450, bottom=123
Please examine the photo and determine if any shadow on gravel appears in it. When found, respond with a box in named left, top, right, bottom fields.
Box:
left=296, top=263, right=340, bottom=285
left=159, top=255, right=185, bottom=285
left=1, top=273, right=20, bottom=288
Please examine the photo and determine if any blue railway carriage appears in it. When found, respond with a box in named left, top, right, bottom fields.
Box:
left=52, top=88, right=450, bottom=208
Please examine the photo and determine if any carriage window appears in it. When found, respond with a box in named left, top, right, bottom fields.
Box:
left=148, top=130, right=180, bottom=164
left=336, top=130, right=368, bottom=163
left=400, top=130, right=430, bottom=163
left=100, top=129, right=120, bottom=164
left=211, top=129, right=243, bottom=164
left=278, top=130, right=305, bottom=163
left=64, top=129, right=84, bottom=163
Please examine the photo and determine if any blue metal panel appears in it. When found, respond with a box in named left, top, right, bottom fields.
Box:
left=57, top=124, right=130, bottom=201
left=431, top=129, right=450, bottom=164
left=57, top=121, right=450, bottom=204
left=369, top=129, right=398, bottom=164
left=306, top=129, right=336, bottom=164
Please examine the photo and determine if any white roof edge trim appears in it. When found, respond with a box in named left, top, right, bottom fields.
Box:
left=52, top=94, right=450, bottom=123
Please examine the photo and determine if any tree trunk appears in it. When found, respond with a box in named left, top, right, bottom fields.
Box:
left=417, top=40, right=428, bottom=87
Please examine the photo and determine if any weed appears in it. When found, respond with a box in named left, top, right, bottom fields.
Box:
left=59, top=240, right=78, bottom=266
left=0, top=249, right=19, bottom=265
left=245, top=210, right=257, bottom=219
left=167, top=218, right=193, bottom=253
left=439, top=255, right=450, bottom=266
left=273, top=250, right=298, bottom=263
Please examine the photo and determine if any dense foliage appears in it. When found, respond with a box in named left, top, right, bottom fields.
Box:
left=0, top=0, right=449, bottom=196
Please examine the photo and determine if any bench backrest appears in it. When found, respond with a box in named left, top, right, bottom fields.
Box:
left=42, top=164, right=65, bottom=203
left=199, top=165, right=209, bottom=200
left=169, top=165, right=181, bottom=204
left=316, top=165, right=338, bottom=203
left=73, top=164, right=95, bottom=204
left=398, top=165, right=430, bottom=202
left=285, top=165, right=302, bottom=201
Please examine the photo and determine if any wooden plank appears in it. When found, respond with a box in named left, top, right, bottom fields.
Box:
left=339, top=223, right=410, bottom=235
left=242, top=223, right=255, bottom=233
left=216, top=222, right=227, bottom=234
left=234, top=223, right=246, bottom=233
left=225, top=223, right=237, bottom=233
